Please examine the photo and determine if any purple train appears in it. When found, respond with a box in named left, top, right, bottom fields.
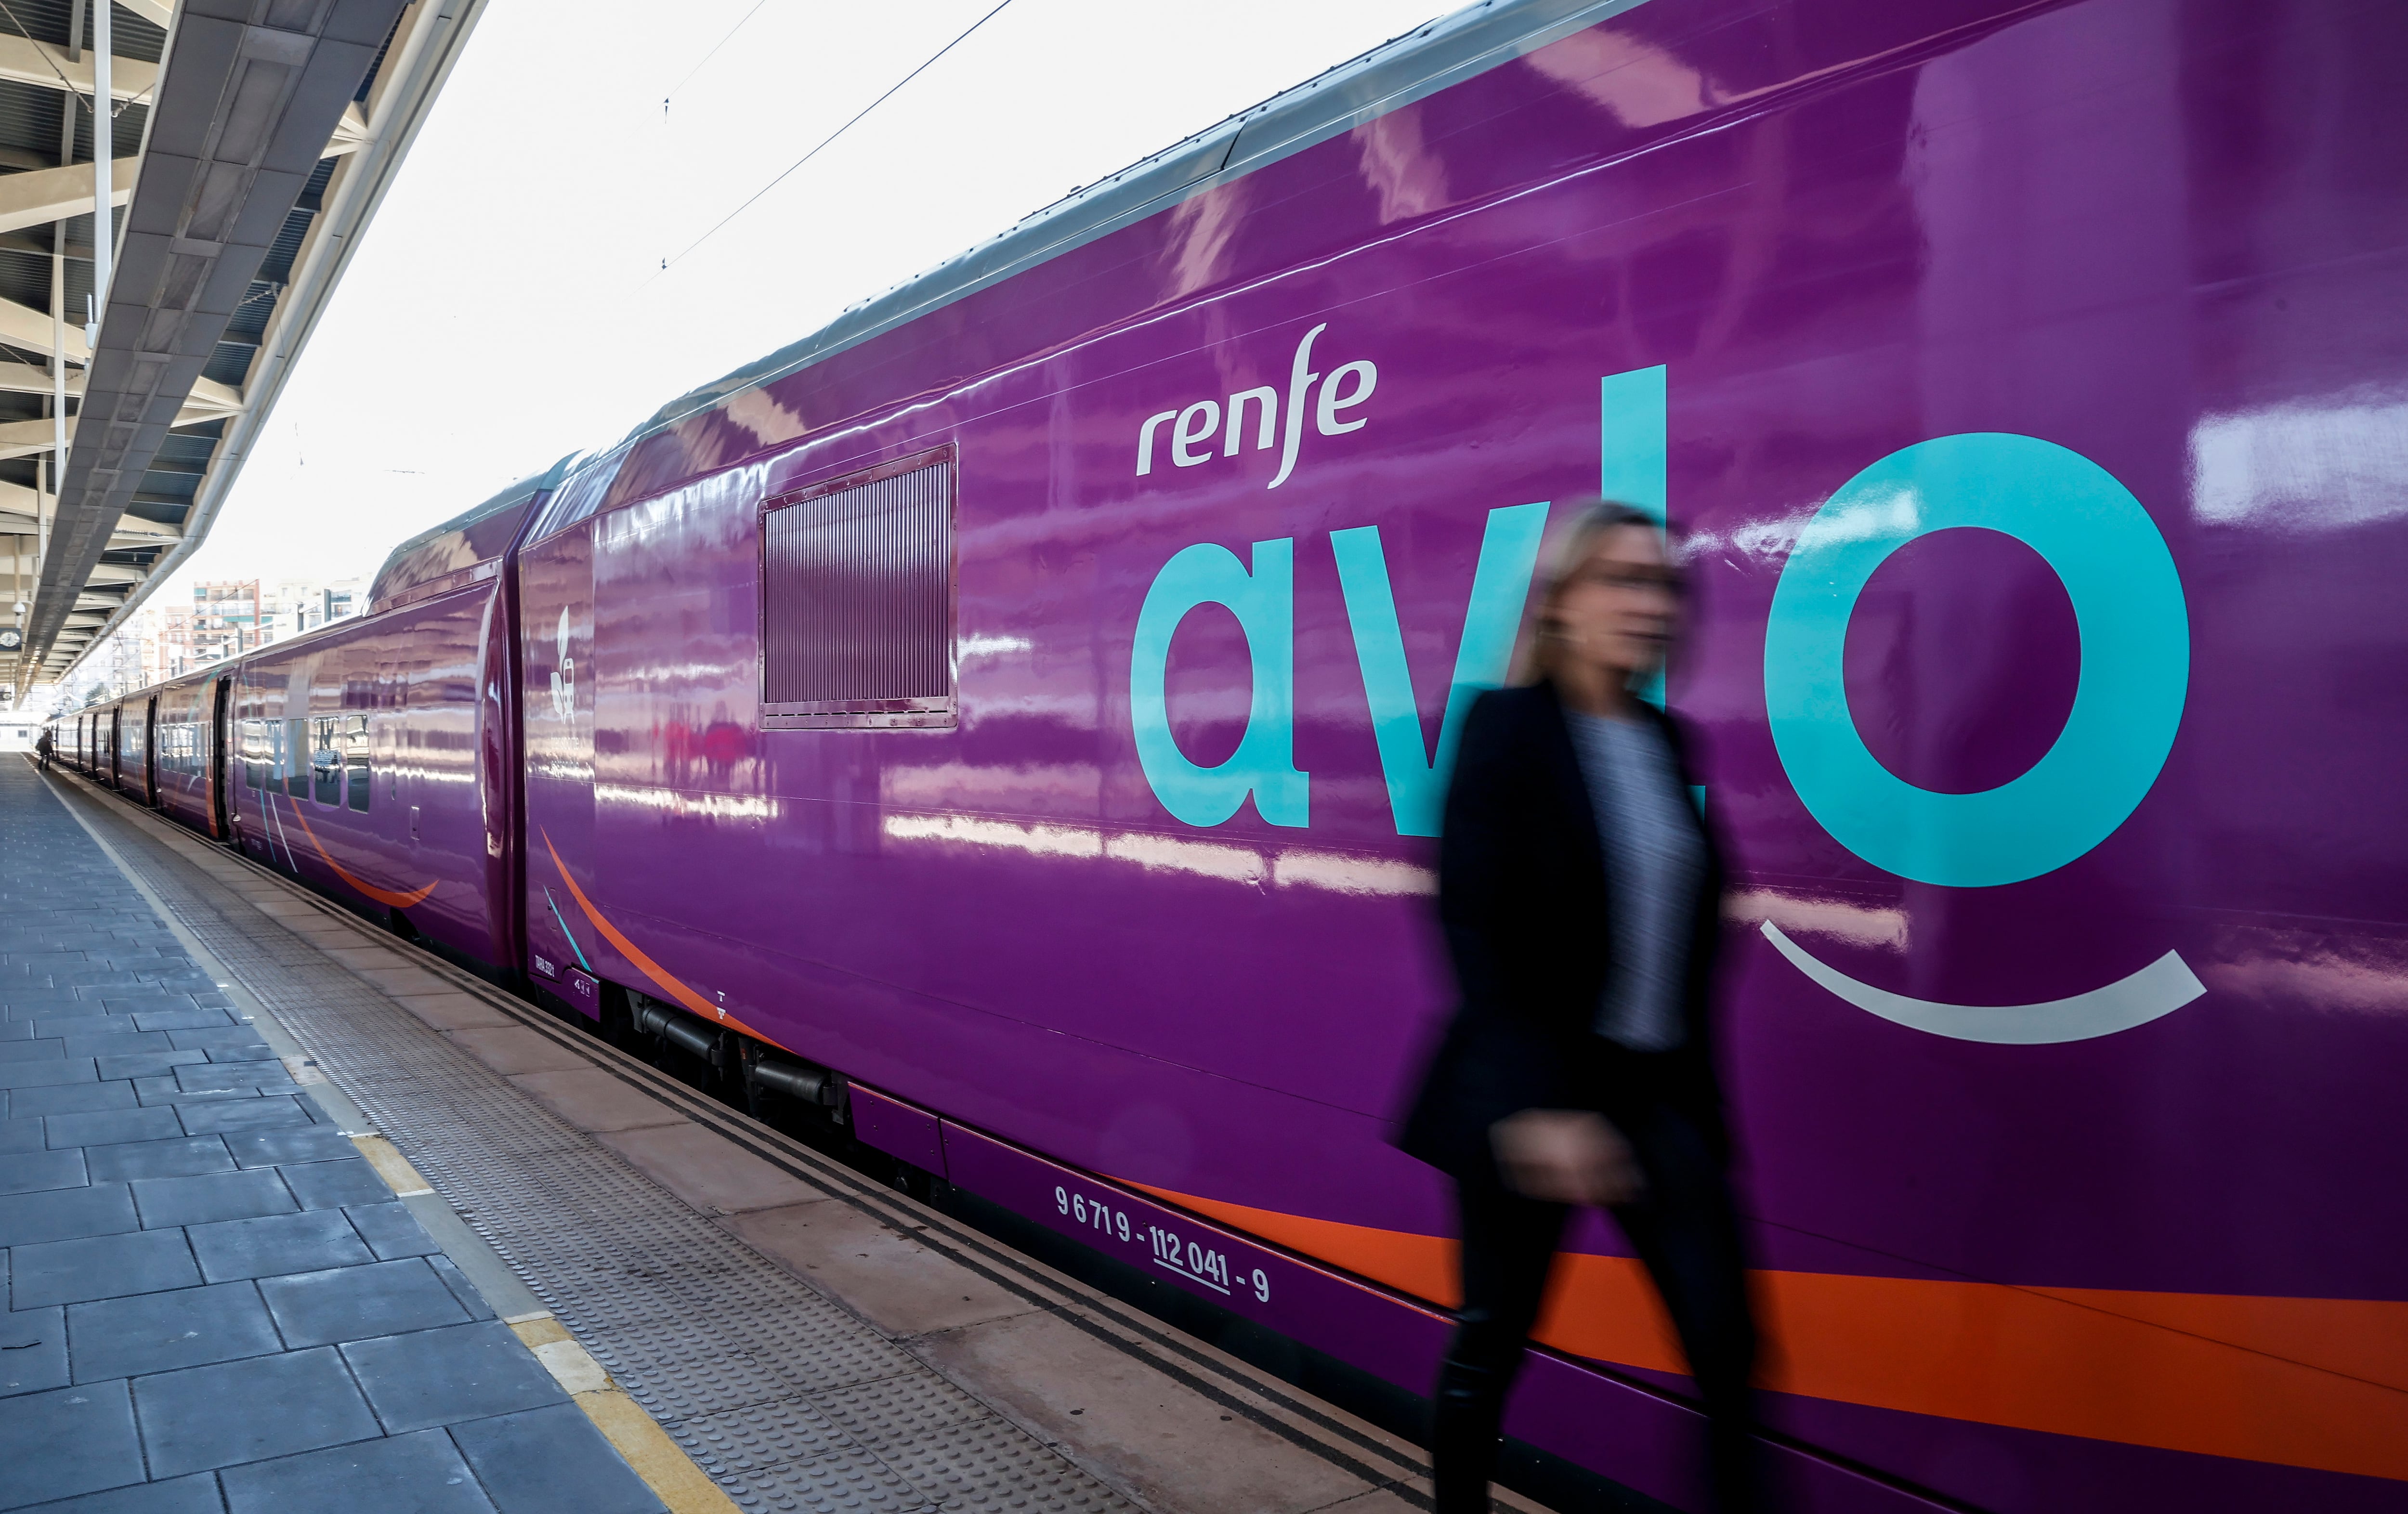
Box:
left=52, top=0, right=2408, bottom=1507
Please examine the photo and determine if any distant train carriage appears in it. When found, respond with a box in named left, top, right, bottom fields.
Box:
left=45, top=1, right=2408, bottom=1509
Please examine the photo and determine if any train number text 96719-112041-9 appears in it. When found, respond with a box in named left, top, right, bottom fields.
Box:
left=1053, top=1184, right=1271, bottom=1304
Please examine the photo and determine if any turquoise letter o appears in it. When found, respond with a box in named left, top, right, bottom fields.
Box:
left=1763, top=433, right=2188, bottom=888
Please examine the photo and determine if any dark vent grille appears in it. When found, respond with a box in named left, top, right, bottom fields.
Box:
left=761, top=448, right=955, bottom=729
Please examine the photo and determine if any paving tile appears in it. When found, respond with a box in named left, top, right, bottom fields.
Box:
left=11, top=1229, right=200, bottom=1308
left=448, top=1402, right=669, bottom=1514
left=221, top=1425, right=496, bottom=1514
left=7, top=1471, right=225, bottom=1513
left=13, top=1018, right=103, bottom=1038
left=224, top=1126, right=354, bottom=1168
left=0, top=1305, right=67, bottom=1398
left=189, top=1208, right=375, bottom=1284
left=172, top=1063, right=298, bottom=1096
left=280, top=1159, right=393, bottom=1211
left=131, top=1168, right=296, bottom=1228
left=505, top=1070, right=687, bottom=1134
left=0, top=1116, right=46, bottom=1154
left=66, top=1031, right=173, bottom=1058
left=70, top=1279, right=285, bottom=1381
left=0, top=1059, right=96, bottom=1090
left=425, top=1255, right=495, bottom=1322
left=444, top=1027, right=589, bottom=1078
left=343, top=1319, right=570, bottom=1435
left=7, top=1083, right=135, bottom=1117
left=29, top=1018, right=129, bottom=1042
left=130, top=1010, right=235, bottom=1033
left=0, top=1021, right=27, bottom=1042
left=0, top=1183, right=138, bottom=1246
left=45, top=1106, right=186, bottom=1150
left=83, top=1137, right=235, bottom=1184
left=99, top=996, right=197, bottom=1016
left=917, top=1307, right=1368, bottom=1514
left=177, top=1097, right=312, bottom=1136
left=592, top=1123, right=820, bottom=1216
left=719, top=1203, right=1027, bottom=1336
left=59, top=973, right=146, bottom=990
left=94, top=1050, right=209, bottom=1081
left=132, top=1344, right=382, bottom=1478
left=0, top=1379, right=144, bottom=1510
left=3, top=998, right=86, bottom=1020
left=166, top=1027, right=271, bottom=1054
left=346, top=1201, right=444, bottom=1260
left=205, top=1044, right=280, bottom=1064
left=0, top=1040, right=65, bottom=1064
left=134, top=1080, right=260, bottom=1107
left=387, top=992, right=517, bottom=1032
left=260, top=1258, right=474, bottom=1349
left=351, top=966, right=451, bottom=996
left=0, top=1148, right=84, bottom=1197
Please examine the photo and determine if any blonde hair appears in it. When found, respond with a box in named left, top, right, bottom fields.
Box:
left=1515, top=499, right=1675, bottom=685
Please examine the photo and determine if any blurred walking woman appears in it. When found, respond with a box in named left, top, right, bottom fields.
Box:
left=1400, top=503, right=1761, bottom=1512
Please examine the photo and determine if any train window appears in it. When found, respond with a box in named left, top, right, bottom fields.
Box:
left=285, top=718, right=310, bottom=798
left=759, top=445, right=956, bottom=730
left=311, top=718, right=341, bottom=806
left=344, top=717, right=371, bottom=812
left=241, top=719, right=269, bottom=790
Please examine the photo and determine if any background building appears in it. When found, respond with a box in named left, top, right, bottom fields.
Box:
left=72, top=572, right=368, bottom=697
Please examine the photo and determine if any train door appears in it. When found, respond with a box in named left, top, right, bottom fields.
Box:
left=143, top=697, right=158, bottom=805
left=518, top=515, right=596, bottom=996
left=209, top=674, right=233, bottom=839
left=107, top=706, right=120, bottom=788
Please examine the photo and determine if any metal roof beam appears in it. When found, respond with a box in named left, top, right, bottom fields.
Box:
left=0, top=294, right=90, bottom=365
left=0, top=33, right=157, bottom=103
left=79, top=0, right=490, bottom=691
left=0, top=158, right=135, bottom=238
left=0, top=407, right=237, bottom=458
left=22, top=0, right=412, bottom=669
left=0, top=359, right=240, bottom=412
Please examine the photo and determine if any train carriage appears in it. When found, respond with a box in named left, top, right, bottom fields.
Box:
left=46, top=0, right=2408, bottom=1509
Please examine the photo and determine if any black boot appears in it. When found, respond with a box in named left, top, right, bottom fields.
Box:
left=1430, top=1358, right=1504, bottom=1514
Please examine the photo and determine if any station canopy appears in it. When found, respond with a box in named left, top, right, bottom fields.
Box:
left=0, top=0, right=482, bottom=695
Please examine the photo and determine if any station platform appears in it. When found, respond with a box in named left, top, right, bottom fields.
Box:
left=2, top=758, right=1506, bottom=1514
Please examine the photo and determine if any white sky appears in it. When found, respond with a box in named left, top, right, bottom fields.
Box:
left=147, top=0, right=1444, bottom=601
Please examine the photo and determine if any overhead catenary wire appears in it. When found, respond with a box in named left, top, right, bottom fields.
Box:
left=661, top=0, right=771, bottom=118
left=651, top=0, right=1016, bottom=280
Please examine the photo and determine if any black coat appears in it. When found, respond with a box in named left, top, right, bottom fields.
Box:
left=1397, top=680, right=1730, bottom=1180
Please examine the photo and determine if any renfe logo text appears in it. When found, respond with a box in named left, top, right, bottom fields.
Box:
left=1135, top=323, right=1378, bottom=488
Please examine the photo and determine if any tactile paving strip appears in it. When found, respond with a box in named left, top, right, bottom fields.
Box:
left=63, top=789, right=1139, bottom=1514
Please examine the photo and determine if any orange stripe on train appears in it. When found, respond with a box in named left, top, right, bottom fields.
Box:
left=1125, top=1180, right=2408, bottom=1483
left=283, top=795, right=438, bottom=909
left=539, top=830, right=790, bottom=1052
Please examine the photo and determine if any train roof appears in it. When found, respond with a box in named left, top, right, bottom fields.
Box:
left=611, top=0, right=1636, bottom=451
left=368, top=455, right=579, bottom=613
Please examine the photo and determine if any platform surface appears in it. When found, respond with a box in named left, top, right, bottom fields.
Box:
left=7, top=759, right=1498, bottom=1514
left=0, top=759, right=669, bottom=1514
